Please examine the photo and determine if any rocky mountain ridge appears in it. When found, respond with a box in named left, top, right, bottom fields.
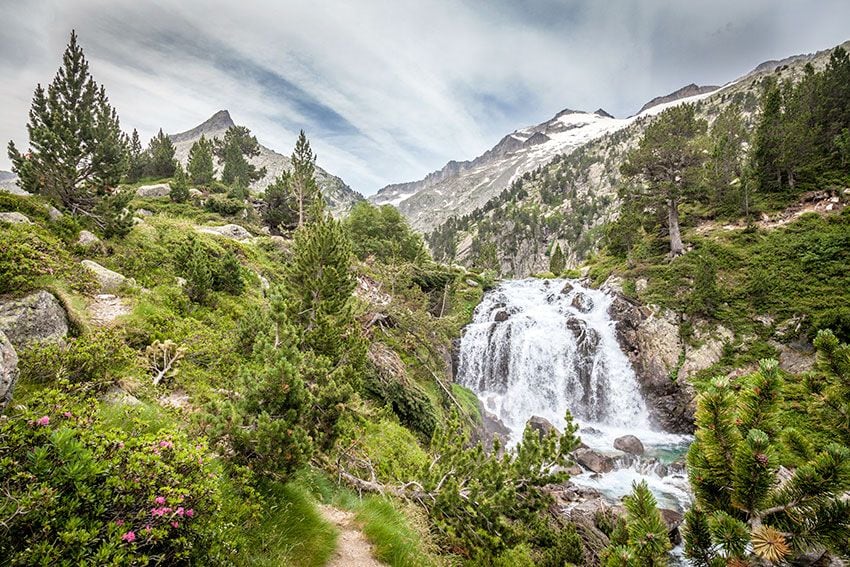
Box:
left=170, top=110, right=364, bottom=217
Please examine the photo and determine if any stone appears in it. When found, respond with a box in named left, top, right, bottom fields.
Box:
left=103, top=385, right=141, bottom=406
left=46, top=205, right=63, bottom=220
left=196, top=223, right=252, bottom=241
left=560, top=281, right=574, bottom=295
left=527, top=415, right=557, bottom=439
left=494, top=310, right=510, bottom=322
left=0, top=211, right=32, bottom=224
left=81, top=260, right=127, bottom=293
left=659, top=508, right=684, bottom=545
left=135, top=183, right=171, bottom=198
left=566, top=464, right=583, bottom=476
left=77, top=230, right=101, bottom=247
left=0, top=330, right=19, bottom=411
left=635, top=278, right=648, bottom=293
left=613, top=434, right=645, bottom=455
left=571, top=292, right=594, bottom=313
left=465, top=278, right=479, bottom=287
left=0, top=290, right=69, bottom=349
left=573, top=447, right=614, bottom=473
left=136, top=208, right=154, bottom=217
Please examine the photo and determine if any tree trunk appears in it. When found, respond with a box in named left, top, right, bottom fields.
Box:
left=668, top=198, right=683, bottom=257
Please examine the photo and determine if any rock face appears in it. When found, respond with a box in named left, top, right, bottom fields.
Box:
left=81, top=260, right=127, bottom=293
left=571, top=292, right=594, bottom=313
left=196, top=224, right=252, bottom=241
left=0, top=290, right=69, bottom=349
left=135, top=183, right=171, bottom=198
left=608, top=295, right=696, bottom=433
left=613, top=434, right=645, bottom=456
left=573, top=447, right=614, bottom=473
left=0, top=211, right=32, bottom=224
left=0, top=330, right=19, bottom=411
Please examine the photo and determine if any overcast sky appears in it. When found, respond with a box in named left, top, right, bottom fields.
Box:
left=1, top=1, right=849, bottom=194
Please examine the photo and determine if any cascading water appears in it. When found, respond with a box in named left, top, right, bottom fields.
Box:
left=458, top=278, right=692, bottom=510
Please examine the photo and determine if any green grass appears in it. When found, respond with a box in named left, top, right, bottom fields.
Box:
left=238, top=479, right=338, bottom=567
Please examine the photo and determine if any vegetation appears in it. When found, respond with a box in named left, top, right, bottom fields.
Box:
left=214, top=126, right=266, bottom=189
left=344, top=201, right=428, bottom=264
left=187, top=135, right=215, bottom=186
left=601, top=481, right=671, bottom=567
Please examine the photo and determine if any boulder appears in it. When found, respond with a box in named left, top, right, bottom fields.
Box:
left=81, top=260, right=127, bottom=293
left=494, top=310, right=510, bottom=322
left=571, top=292, right=594, bottom=313
left=659, top=508, right=684, bottom=545
left=136, top=208, right=154, bottom=217
left=189, top=188, right=204, bottom=199
left=0, top=330, right=19, bottom=411
left=613, top=434, right=645, bottom=456
left=135, top=183, right=171, bottom=198
left=196, top=224, right=252, bottom=241
left=77, top=230, right=101, bottom=247
left=527, top=415, right=557, bottom=439
left=573, top=447, right=614, bottom=473
left=46, top=205, right=63, bottom=220
left=0, top=211, right=32, bottom=224
left=560, top=281, right=574, bottom=295
left=0, top=290, right=69, bottom=349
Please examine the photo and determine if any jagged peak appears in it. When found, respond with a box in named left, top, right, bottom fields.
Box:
left=636, top=84, right=719, bottom=115
left=170, top=110, right=236, bottom=142
left=554, top=108, right=584, bottom=119
left=594, top=108, right=615, bottom=119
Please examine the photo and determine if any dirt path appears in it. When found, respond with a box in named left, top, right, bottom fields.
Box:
left=89, top=294, right=130, bottom=325
left=319, top=505, right=384, bottom=567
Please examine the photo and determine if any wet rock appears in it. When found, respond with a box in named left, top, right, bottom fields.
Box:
left=135, top=183, right=171, bottom=197
left=0, top=330, right=19, bottom=411
left=77, top=230, right=101, bottom=247
left=473, top=408, right=512, bottom=453
left=527, top=415, right=557, bottom=439
left=659, top=508, right=684, bottom=545
left=494, top=310, right=510, bottom=322
left=571, top=292, right=594, bottom=313
left=573, top=447, right=614, bottom=473
left=196, top=223, right=252, bottom=241
left=0, top=211, right=32, bottom=224
left=613, top=434, right=645, bottom=456
left=0, top=290, right=69, bottom=349
left=81, top=260, right=127, bottom=293
left=580, top=426, right=603, bottom=436
left=560, top=282, right=574, bottom=295
left=565, top=464, right=584, bottom=476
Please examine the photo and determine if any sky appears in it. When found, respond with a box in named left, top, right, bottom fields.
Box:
left=1, top=1, right=849, bottom=195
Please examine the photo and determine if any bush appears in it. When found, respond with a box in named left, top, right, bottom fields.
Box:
left=0, top=389, right=238, bottom=565
left=204, top=196, right=244, bottom=216
left=344, top=202, right=428, bottom=264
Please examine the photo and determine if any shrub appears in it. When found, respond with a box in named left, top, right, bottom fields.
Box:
left=204, top=196, right=244, bottom=216
left=0, top=389, right=237, bottom=565
left=212, top=252, right=245, bottom=295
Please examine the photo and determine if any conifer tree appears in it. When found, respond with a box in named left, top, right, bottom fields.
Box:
left=262, top=172, right=297, bottom=234
left=601, top=481, right=671, bottom=567
left=187, top=134, right=215, bottom=185
left=213, top=126, right=265, bottom=189
left=621, top=104, right=707, bottom=257
left=549, top=243, right=566, bottom=275
left=803, top=330, right=850, bottom=447
left=169, top=163, right=190, bottom=203
left=287, top=130, right=321, bottom=228
left=684, top=359, right=850, bottom=565
left=126, top=128, right=146, bottom=182
left=8, top=31, right=128, bottom=218
left=146, top=128, right=177, bottom=178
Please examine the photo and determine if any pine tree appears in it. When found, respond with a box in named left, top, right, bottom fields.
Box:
left=621, top=104, right=708, bottom=257
left=187, top=135, right=215, bottom=185
left=126, top=128, right=146, bottom=183
left=262, top=172, right=297, bottom=234
left=549, top=243, right=566, bottom=275
left=213, top=126, right=265, bottom=189
left=169, top=162, right=190, bottom=203
left=146, top=129, right=176, bottom=178
left=178, top=236, right=213, bottom=304
left=601, top=481, right=671, bottom=567
left=7, top=31, right=127, bottom=218
left=684, top=359, right=850, bottom=564
left=288, top=130, right=321, bottom=228
left=804, top=330, right=850, bottom=447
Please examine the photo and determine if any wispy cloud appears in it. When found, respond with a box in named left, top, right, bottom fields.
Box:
left=1, top=0, right=849, bottom=193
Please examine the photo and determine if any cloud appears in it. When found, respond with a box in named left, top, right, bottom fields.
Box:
left=1, top=0, right=849, bottom=194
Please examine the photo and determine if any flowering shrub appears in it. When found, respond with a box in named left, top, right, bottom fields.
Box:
left=0, top=389, right=237, bottom=565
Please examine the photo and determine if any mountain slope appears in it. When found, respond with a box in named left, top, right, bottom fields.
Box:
left=171, top=110, right=364, bottom=216
left=425, top=40, right=850, bottom=277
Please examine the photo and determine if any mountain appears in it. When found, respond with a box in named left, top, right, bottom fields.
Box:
left=0, top=170, right=27, bottom=195
left=636, top=83, right=719, bottom=114
left=170, top=110, right=364, bottom=216
left=370, top=107, right=639, bottom=232
left=424, top=40, right=850, bottom=277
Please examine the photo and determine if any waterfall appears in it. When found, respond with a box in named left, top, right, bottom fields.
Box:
left=458, top=278, right=652, bottom=441
left=458, top=278, right=692, bottom=510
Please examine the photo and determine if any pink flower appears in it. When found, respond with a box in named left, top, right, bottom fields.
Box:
left=155, top=496, right=166, bottom=505
left=35, top=416, right=50, bottom=426
left=170, top=521, right=179, bottom=528
left=144, top=524, right=152, bottom=533
left=186, top=508, right=194, bottom=518
left=117, top=441, right=125, bottom=449
left=121, top=531, right=136, bottom=543
left=159, top=440, right=173, bottom=449
left=63, top=411, right=72, bottom=418
left=176, top=507, right=185, bottom=517
left=115, top=519, right=125, bottom=526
